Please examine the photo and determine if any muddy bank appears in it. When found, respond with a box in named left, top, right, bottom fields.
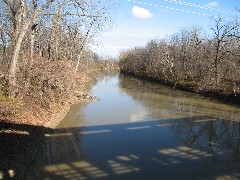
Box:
left=42, top=92, right=97, bottom=128
left=120, top=71, right=240, bottom=106
left=0, top=72, right=97, bottom=128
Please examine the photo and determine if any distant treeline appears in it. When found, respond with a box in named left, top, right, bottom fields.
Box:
left=119, top=18, right=240, bottom=99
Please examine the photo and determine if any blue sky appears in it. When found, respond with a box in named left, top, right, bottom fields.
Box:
left=93, top=0, right=240, bottom=58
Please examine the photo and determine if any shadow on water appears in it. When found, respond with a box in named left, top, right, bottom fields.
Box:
left=1, top=116, right=240, bottom=179
left=1, top=72, right=240, bottom=179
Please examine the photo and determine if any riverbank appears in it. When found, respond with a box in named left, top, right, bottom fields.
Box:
left=0, top=72, right=95, bottom=179
left=120, top=71, right=240, bottom=106
left=0, top=62, right=117, bottom=179
left=0, top=72, right=96, bottom=129
left=0, top=59, right=118, bottom=128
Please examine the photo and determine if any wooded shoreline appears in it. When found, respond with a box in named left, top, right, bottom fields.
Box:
left=119, top=18, right=240, bottom=105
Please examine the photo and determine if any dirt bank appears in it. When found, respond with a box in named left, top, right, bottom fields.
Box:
left=120, top=71, right=240, bottom=106
left=0, top=72, right=97, bottom=179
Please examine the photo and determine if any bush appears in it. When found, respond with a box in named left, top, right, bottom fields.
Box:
left=16, top=58, right=76, bottom=109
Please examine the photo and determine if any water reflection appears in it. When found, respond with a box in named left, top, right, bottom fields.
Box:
left=171, top=118, right=240, bottom=163
left=119, top=74, right=240, bottom=122
left=24, top=72, right=240, bottom=179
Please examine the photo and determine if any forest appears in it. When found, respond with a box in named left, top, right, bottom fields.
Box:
left=119, top=18, right=240, bottom=101
left=0, top=0, right=117, bottom=125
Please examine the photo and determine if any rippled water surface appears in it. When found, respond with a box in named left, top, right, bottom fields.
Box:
left=29, top=72, right=240, bottom=179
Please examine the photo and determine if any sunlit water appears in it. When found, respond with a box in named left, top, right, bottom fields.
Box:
left=28, top=72, right=240, bottom=180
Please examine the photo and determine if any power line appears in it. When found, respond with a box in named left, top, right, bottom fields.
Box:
left=128, top=0, right=236, bottom=20
left=159, top=0, right=238, bottom=15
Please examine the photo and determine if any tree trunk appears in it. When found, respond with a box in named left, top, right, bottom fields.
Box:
left=8, top=20, right=31, bottom=98
left=0, top=31, right=7, bottom=62
left=7, top=0, right=55, bottom=97
left=50, top=0, right=66, bottom=60
left=30, top=33, right=34, bottom=58
left=30, top=24, right=37, bottom=59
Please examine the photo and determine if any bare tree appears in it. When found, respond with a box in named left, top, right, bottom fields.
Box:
left=73, top=0, right=113, bottom=74
left=210, top=18, right=239, bottom=86
left=119, top=17, right=240, bottom=96
left=2, top=0, right=55, bottom=97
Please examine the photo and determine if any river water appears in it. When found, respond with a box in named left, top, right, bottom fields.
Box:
left=29, top=72, right=240, bottom=179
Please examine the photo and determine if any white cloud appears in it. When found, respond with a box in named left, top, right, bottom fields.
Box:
left=132, top=6, right=154, bottom=19
left=206, top=1, right=219, bottom=7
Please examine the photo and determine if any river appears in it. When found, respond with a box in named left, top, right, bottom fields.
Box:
left=28, top=72, right=240, bottom=179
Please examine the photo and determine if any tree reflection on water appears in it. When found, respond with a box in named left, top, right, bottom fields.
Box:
left=119, top=74, right=240, bottom=163
left=170, top=118, right=240, bottom=163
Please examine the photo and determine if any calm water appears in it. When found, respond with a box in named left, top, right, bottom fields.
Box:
left=29, top=72, right=240, bottom=179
